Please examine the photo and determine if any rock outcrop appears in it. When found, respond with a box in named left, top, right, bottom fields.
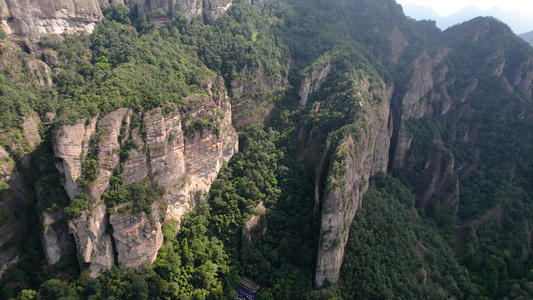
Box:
left=54, top=116, right=98, bottom=200
left=41, top=210, right=74, bottom=265
left=298, top=62, right=331, bottom=107
left=391, top=51, right=450, bottom=169
left=103, top=0, right=272, bottom=24
left=386, top=16, right=533, bottom=242
left=68, top=204, right=115, bottom=276
left=0, top=0, right=275, bottom=37
left=241, top=202, right=267, bottom=259
left=109, top=203, right=163, bottom=268
left=61, top=108, right=129, bottom=275
left=53, top=77, right=237, bottom=275
left=231, top=64, right=289, bottom=129
left=231, top=66, right=287, bottom=97
left=250, top=0, right=273, bottom=10
left=389, top=27, right=409, bottom=65
left=22, top=112, right=42, bottom=149
left=0, top=0, right=103, bottom=36
left=130, top=0, right=233, bottom=23
left=314, top=79, right=391, bottom=288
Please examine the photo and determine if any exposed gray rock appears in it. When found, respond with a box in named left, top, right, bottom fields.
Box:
left=0, top=0, right=103, bottom=36
left=54, top=116, right=98, bottom=200
left=89, top=108, right=131, bottom=201
left=41, top=209, right=74, bottom=265
left=298, top=63, right=331, bottom=107
left=390, top=27, right=409, bottom=65
left=315, top=78, right=391, bottom=288
left=21, top=112, right=42, bottom=149
left=68, top=204, right=115, bottom=277
left=1, top=0, right=274, bottom=37
left=0, top=145, right=35, bottom=279
left=110, top=203, right=163, bottom=268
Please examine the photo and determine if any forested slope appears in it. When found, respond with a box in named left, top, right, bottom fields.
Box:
left=0, top=0, right=532, bottom=299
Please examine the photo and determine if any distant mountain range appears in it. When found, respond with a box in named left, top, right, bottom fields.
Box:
left=521, top=31, right=533, bottom=47
left=402, top=4, right=533, bottom=35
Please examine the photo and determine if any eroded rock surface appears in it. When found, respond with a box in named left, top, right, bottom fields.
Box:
left=103, top=0, right=272, bottom=23
left=54, top=116, right=98, bottom=199
left=1, top=0, right=274, bottom=37
left=41, top=210, right=74, bottom=265
left=298, top=63, right=331, bottom=107
left=0, top=0, right=103, bottom=35
left=53, top=77, right=237, bottom=276
left=68, top=204, right=115, bottom=276
left=315, top=94, right=391, bottom=287
left=110, top=203, right=163, bottom=268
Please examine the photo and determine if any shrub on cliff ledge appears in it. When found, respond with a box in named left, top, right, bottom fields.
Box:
left=64, top=192, right=94, bottom=219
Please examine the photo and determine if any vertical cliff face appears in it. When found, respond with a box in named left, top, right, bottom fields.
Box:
left=250, top=0, right=273, bottom=10
left=298, top=62, right=331, bottom=108
left=293, top=50, right=395, bottom=288
left=314, top=88, right=391, bottom=287
left=0, top=0, right=103, bottom=35
left=241, top=202, right=267, bottom=259
left=41, top=210, right=74, bottom=265
left=102, top=0, right=270, bottom=24
left=390, top=19, right=533, bottom=191
left=62, top=108, right=130, bottom=275
left=54, top=116, right=98, bottom=199
left=0, top=0, right=274, bottom=37
left=0, top=40, right=63, bottom=278
left=133, top=0, right=233, bottom=23
left=69, top=204, right=115, bottom=275
left=0, top=108, right=51, bottom=278
left=52, top=77, right=238, bottom=275
left=109, top=203, right=163, bottom=269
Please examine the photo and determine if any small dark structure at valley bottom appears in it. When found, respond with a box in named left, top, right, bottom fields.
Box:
left=235, top=277, right=260, bottom=299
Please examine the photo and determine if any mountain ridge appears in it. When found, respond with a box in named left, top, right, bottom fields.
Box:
left=521, top=30, right=533, bottom=47
left=402, top=3, right=533, bottom=34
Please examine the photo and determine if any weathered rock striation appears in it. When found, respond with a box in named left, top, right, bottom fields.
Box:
left=386, top=16, right=533, bottom=242
left=54, top=116, right=98, bottom=200
left=109, top=203, right=163, bottom=269
left=0, top=0, right=103, bottom=36
left=41, top=209, right=74, bottom=265
left=53, top=77, right=238, bottom=276
left=314, top=84, right=391, bottom=287
left=298, top=62, right=331, bottom=108
left=132, top=0, right=233, bottom=23
left=102, top=0, right=271, bottom=23
left=231, top=64, right=289, bottom=129
left=0, top=0, right=275, bottom=37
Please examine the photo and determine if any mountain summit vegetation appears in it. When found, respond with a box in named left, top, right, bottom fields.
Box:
left=0, top=0, right=533, bottom=299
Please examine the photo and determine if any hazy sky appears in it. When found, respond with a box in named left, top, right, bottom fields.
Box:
left=396, top=0, right=533, bottom=16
